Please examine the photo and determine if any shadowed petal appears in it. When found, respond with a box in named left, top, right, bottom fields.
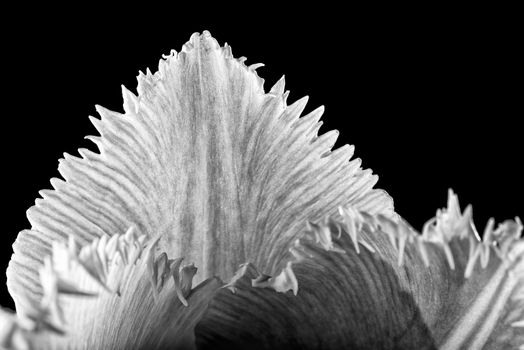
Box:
left=3, top=30, right=520, bottom=350
left=195, top=236, right=437, bottom=349
left=7, top=31, right=393, bottom=316
left=194, top=190, right=523, bottom=349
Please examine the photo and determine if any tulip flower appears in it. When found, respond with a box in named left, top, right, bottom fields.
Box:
left=0, top=31, right=522, bottom=350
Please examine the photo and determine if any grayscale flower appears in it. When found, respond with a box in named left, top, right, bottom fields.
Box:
left=0, top=31, right=522, bottom=350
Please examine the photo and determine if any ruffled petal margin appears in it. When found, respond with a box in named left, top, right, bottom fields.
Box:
left=6, top=30, right=392, bottom=318
left=1, top=31, right=521, bottom=349
left=1, top=228, right=221, bottom=349
left=1, top=190, right=521, bottom=349
left=194, top=190, right=523, bottom=349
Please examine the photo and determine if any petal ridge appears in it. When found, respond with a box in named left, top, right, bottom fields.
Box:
left=7, top=31, right=393, bottom=314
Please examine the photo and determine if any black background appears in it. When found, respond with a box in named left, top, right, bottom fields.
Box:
left=1, top=7, right=521, bottom=309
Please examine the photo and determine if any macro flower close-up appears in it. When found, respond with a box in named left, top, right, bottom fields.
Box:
left=0, top=30, right=522, bottom=349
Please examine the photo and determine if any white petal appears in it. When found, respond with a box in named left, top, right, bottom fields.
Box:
left=7, top=31, right=392, bottom=316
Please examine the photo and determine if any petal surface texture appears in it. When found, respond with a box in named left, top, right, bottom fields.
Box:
left=4, top=31, right=522, bottom=350
left=3, top=229, right=222, bottom=349
left=195, top=191, right=524, bottom=349
left=7, top=31, right=393, bottom=314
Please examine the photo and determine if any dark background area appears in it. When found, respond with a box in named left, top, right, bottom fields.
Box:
left=1, top=8, right=521, bottom=309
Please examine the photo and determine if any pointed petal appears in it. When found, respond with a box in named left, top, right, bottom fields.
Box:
left=7, top=31, right=392, bottom=313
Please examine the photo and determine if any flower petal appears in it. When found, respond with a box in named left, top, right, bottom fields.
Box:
left=195, top=219, right=437, bottom=349
left=194, top=190, right=523, bottom=349
left=2, top=229, right=222, bottom=349
left=7, top=31, right=393, bottom=314
left=413, top=191, right=524, bottom=349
